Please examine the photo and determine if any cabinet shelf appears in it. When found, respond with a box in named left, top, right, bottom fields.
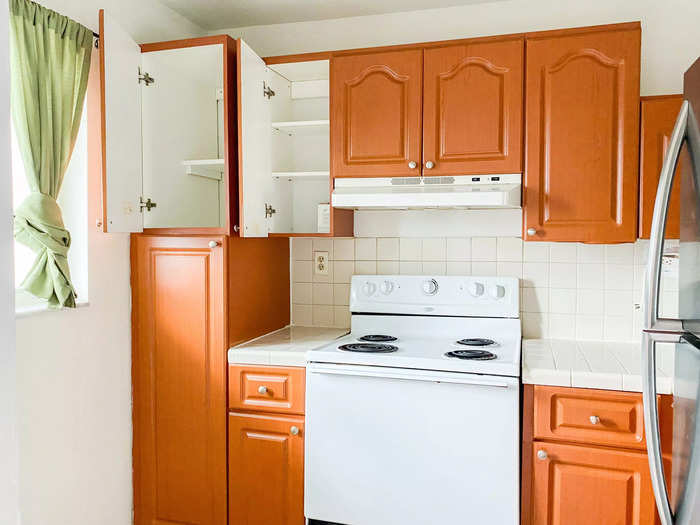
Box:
left=272, top=120, right=329, bottom=136
left=272, top=171, right=329, bottom=181
left=182, top=159, right=225, bottom=181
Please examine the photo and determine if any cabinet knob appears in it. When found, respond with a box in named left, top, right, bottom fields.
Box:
left=257, top=386, right=268, bottom=395
left=537, top=449, right=548, bottom=460
left=424, top=161, right=435, bottom=169
left=589, top=415, right=600, bottom=425
left=408, top=161, right=417, bottom=169
left=290, top=426, right=300, bottom=436
left=526, top=228, right=537, bottom=236
left=208, top=240, right=221, bottom=248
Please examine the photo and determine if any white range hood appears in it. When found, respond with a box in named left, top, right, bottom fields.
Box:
left=331, top=174, right=521, bottom=210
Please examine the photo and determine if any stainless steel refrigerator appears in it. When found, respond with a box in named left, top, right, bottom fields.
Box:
left=642, top=56, right=700, bottom=525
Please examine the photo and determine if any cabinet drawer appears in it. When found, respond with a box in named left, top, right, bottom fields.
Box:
left=229, top=365, right=305, bottom=415
left=533, top=386, right=646, bottom=450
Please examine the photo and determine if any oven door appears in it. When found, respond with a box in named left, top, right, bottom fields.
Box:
left=304, top=363, right=520, bottom=525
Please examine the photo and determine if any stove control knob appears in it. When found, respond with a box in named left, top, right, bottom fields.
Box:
left=469, top=282, right=485, bottom=297
left=379, top=280, right=394, bottom=295
left=362, top=281, right=377, bottom=296
left=489, top=285, right=506, bottom=299
left=422, top=279, right=439, bottom=296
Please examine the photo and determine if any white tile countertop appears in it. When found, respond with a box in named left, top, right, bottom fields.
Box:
left=228, top=326, right=348, bottom=367
left=522, top=339, right=675, bottom=394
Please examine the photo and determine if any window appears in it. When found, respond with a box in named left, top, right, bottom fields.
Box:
left=11, top=104, right=89, bottom=311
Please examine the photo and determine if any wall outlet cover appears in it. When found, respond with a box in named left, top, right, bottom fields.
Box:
left=314, top=251, right=329, bottom=275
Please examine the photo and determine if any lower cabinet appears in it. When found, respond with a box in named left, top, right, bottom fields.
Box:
left=523, top=385, right=672, bottom=525
left=228, top=365, right=306, bottom=525
left=531, top=442, right=658, bottom=525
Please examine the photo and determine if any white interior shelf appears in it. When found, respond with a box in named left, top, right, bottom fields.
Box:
left=182, top=159, right=225, bottom=181
left=272, top=170, right=330, bottom=180
left=272, top=120, right=329, bottom=135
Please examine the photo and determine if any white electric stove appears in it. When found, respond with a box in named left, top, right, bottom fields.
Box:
left=305, top=275, right=521, bottom=525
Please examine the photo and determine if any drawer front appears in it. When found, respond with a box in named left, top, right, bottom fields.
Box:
left=533, top=386, right=646, bottom=450
left=229, top=365, right=305, bottom=415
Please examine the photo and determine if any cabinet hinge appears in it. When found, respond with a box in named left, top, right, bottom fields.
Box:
left=265, top=203, right=276, bottom=218
left=263, top=81, right=275, bottom=99
left=138, top=67, right=155, bottom=86
left=140, top=197, right=157, bottom=212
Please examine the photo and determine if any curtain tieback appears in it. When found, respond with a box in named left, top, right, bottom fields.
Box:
left=14, top=192, right=76, bottom=307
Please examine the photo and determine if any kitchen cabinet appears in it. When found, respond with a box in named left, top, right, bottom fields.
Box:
left=331, top=37, right=524, bottom=179
left=99, top=10, right=238, bottom=233
left=639, top=95, right=684, bottom=239
left=99, top=11, right=351, bottom=237
left=523, top=23, right=641, bottom=243
left=331, top=49, right=424, bottom=178
left=238, top=48, right=353, bottom=238
left=422, top=37, right=523, bottom=176
left=522, top=385, right=673, bottom=525
left=131, top=236, right=290, bottom=525
left=228, top=365, right=305, bottom=525
left=131, top=235, right=227, bottom=525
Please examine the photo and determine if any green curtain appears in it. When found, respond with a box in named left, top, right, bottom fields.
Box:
left=9, top=0, right=92, bottom=308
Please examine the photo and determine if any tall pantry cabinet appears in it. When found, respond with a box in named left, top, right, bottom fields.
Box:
left=97, top=11, right=291, bottom=525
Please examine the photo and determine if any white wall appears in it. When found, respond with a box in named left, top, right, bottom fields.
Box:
left=220, top=0, right=700, bottom=95
left=1, top=0, right=19, bottom=522
left=12, top=2, right=204, bottom=525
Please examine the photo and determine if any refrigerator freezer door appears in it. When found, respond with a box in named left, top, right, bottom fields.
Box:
left=680, top=58, right=700, bottom=336
left=673, top=335, right=700, bottom=525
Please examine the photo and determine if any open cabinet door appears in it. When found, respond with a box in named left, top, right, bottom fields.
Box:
left=99, top=10, right=143, bottom=233
left=238, top=40, right=272, bottom=237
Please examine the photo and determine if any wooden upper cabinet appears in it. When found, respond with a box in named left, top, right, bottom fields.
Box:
left=229, top=412, right=305, bottom=525
left=423, top=38, right=523, bottom=175
left=639, top=95, right=684, bottom=239
left=331, top=49, right=423, bottom=177
left=531, top=442, right=660, bottom=525
left=131, top=235, right=227, bottom=525
left=523, top=24, right=641, bottom=242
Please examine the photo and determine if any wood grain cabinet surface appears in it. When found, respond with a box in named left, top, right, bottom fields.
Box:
left=229, top=412, right=305, bottom=525
left=131, top=235, right=227, bottom=525
left=331, top=49, right=423, bottom=178
left=229, top=365, right=306, bottom=415
left=422, top=37, right=523, bottom=176
left=523, top=23, right=641, bottom=242
left=639, top=95, right=684, bottom=239
left=523, top=385, right=672, bottom=525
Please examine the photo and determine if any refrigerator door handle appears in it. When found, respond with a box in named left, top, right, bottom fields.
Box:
left=642, top=331, right=681, bottom=525
left=644, top=101, right=688, bottom=332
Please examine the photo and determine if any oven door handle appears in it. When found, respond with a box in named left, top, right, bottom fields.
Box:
left=309, top=367, right=512, bottom=388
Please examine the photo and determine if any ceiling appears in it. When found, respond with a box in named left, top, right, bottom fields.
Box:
left=158, top=0, right=499, bottom=30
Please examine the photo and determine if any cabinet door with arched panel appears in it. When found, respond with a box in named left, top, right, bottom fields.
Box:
left=331, top=49, right=423, bottom=178
left=423, top=37, right=523, bottom=176
left=523, top=24, right=641, bottom=243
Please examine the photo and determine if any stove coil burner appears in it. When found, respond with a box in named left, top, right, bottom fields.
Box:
left=456, top=338, right=496, bottom=347
left=358, top=335, right=398, bottom=342
left=339, top=343, right=398, bottom=353
left=445, top=349, right=497, bottom=361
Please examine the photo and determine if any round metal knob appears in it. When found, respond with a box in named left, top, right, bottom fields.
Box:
left=526, top=228, right=537, bottom=236
left=290, top=426, right=300, bottom=436
left=422, top=279, right=439, bottom=296
left=424, top=161, right=435, bottom=169
left=258, top=386, right=268, bottom=395
left=537, top=450, right=548, bottom=460
left=208, top=240, right=221, bottom=248
left=589, top=415, right=600, bottom=425
left=408, top=161, right=417, bottom=169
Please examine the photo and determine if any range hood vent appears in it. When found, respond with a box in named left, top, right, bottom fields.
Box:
left=332, top=174, right=521, bottom=210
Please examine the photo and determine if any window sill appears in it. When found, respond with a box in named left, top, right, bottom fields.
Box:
left=15, top=290, right=89, bottom=319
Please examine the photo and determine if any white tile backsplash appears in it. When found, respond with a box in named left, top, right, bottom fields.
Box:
left=289, top=236, right=679, bottom=338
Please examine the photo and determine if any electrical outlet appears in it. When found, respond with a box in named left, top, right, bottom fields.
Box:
left=314, top=251, right=329, bottom=275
